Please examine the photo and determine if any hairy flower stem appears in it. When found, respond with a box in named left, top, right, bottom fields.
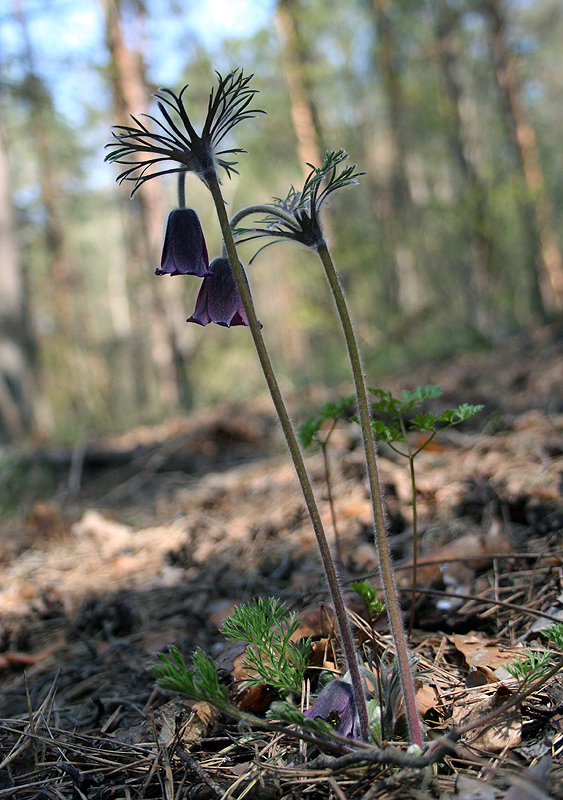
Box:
left=206, top=173, right=370, bottom=741
left=316, top=241, right=423, bottom=749
left=177, top=172, right=186, bottom=208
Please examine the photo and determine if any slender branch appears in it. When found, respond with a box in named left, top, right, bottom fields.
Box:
left=320, top=424, right=342, bottom=567
left=397, top=416, right=419, bottom=638
left=316, top=241, right=423, bottom=748
left=205, top=172, right=370, bottom=742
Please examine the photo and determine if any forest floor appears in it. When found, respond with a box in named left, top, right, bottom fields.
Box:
left=1, top=322, right=563, bottom=799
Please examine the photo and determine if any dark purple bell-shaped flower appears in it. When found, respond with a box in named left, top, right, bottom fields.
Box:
left=304, top=679, right=359, bottom=738
left=156, top=208, right=210, bottom=277
left=187, top=257, right=261, bottom=328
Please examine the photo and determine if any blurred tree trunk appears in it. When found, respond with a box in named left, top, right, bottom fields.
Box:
left=13, top=0, right=85, bottom=436
left=480, top=0, right=563, bottom=313
left=434, top=0, right=498, bottom=333
left=13, top=0, right=74, bottom=335
left=0, top=127, right=37, bottom=442
left=275, top=0, right=331, bottom=369
left=275, top=0, right=326, bottom=171
left=103, top=0, right=192, bottom=410
left=367, top=0, right=425, bottom=318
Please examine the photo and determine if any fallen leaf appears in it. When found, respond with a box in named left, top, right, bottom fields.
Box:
left=452, top=632, right=519, bottom=674
left=157, top=699, right=219, bottom=745
left=451, top=686, right=521, bottom=753
left=416, top=682, right=439, bottom=716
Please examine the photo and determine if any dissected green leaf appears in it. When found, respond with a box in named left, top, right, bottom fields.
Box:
left=454, top=403, right=484, bottom=421
left=409, top=412, right=438, bottom=432
left=151, top=646, right=229, bottom=704
left=370, top=418, right=404, bottom=443
left=398, top=385, right=442, bottom=413
left=221, top=598, right=310, bottom=695
left=368, top=388, right=401, bottom=416
left=298, top=395, right=355, bottom=448
left=298, top=418, right=321, bottom=448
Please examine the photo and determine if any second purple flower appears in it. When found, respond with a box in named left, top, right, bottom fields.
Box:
left=187, top=257, right=261, bottom=328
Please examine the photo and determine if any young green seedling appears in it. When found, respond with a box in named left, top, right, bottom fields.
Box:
left=506, top=623, right=563, bottom=687
left=366, top=386, right=483, bottom=633
left=506, top=650, right=556, bottom=687
left=220, top=597, right=311, bottom=696
left=299, top=395, right=355, bottom=565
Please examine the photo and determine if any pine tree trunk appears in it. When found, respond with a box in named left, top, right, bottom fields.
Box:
left=0, top=127, right=37, bottom=442
left=367, top=0, right=426, bottom=318
left=103, top=0, right=192, bottom=410
left=276, top=0, right=326, bottom=170
left=434, top=0, right=498, bottom=333
left=481, top=0, right=562, bottom=313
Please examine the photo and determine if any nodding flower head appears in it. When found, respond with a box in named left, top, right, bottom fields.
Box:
left=304, top=678, right=360, bottom=738
left=232, top=150, right=365, bottom=255
left=186, top=257, right=260, bottom=329
left=105, top=69, right=264, bottom=194
left=156, top=209, right=210, bottom=277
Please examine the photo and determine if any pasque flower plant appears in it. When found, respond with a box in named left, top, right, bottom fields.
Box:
left=105, top=69, right=423, bottom=748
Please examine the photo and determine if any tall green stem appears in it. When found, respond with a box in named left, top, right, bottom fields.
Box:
left=398, top=416, right=419, bottom=637
left=206, top=172, right=370, bottom=741
left=316, top=241, right=423, bottom=748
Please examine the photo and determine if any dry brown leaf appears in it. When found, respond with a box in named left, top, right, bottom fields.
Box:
left=396, top=523, right=512, bottom=588
left=416, top=682, right=439, bottom=716
left=451, top=686, right=521, bottom=753
left=452, top=632, right=519, bottom=673
left=157, top=698, right=219, bottom=746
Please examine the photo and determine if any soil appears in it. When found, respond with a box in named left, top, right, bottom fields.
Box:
left=1, top=323, right=563, bottom=799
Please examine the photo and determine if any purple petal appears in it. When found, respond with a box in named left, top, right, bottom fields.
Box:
left=186, top=279, right=212, bottom=326
left=186, top=258, right=261, bottom=329
left=304, top=679, right=358, bottom=737
left=156, top=208, right=211, bottom=277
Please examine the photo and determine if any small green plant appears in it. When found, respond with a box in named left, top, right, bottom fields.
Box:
left=299, top=395, right=356, bottom=563
left=544, top=622, right=563, bottom=650
left=366, top=386, right=482, bottom=633
left=350, top=579, right=386, bottom=619
left=302, top=386, right=483, bottom=633
left=151, top=646, right=229, bottom=706
left=506, top=624, right=563, bottom=687
left=506, top=650, right=555, bottom=686
left=152, top=599, right=311, bottom=701
left=220, top=598, right=311, bottom=696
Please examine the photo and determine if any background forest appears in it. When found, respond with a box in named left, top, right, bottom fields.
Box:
left=1, top=0, right=562, bottom=445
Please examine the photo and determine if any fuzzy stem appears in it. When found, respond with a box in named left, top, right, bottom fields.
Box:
left=229, top=204, right=301, bottom=231
left=177, top=172, right=186, bottom=208
left=206, top=172, right=370, bottom=741
left=316, top=240, right=423, bottom=748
